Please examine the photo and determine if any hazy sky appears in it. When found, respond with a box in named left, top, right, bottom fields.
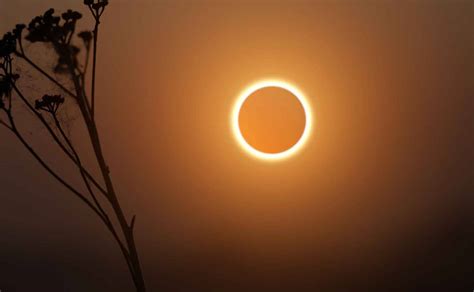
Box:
left=1, top=1, right=473, bottom=291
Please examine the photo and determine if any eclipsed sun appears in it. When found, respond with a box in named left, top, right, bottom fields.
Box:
left=232, top=80, right=313, bottom=161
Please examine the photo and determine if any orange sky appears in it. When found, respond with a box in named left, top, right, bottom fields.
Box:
left=0, top=1, right=473, bottom=291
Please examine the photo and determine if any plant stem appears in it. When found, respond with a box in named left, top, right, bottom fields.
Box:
left=11, top=84, right=108, bottom=198
left=69, top=63, right=147, bottom=292
left=17, top=53, right=77, bottom=99
left=91, top=21, right=99, bottom=118
left=53, top=115, right=107, bottom=219
left=68, top=10, right=146, bottom=288
left=5, top=112, right=104, bottom=223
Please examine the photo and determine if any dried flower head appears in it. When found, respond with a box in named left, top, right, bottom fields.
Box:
left=35, top=94, right=65, bottom=114
left=78, top=31, right=93, bottom=47
left=0, top=75, right=17, bottom=99
left=0, top=32, right=17, bottom=57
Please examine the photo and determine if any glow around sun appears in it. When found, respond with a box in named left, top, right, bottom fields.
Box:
left=231, top=80, right=313, bottom=161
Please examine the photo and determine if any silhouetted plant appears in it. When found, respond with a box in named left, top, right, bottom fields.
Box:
left=0, top=1, right=146, bottom=291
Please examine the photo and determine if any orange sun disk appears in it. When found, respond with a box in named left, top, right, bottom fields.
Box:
left=231, top=80, right=313, bottom=161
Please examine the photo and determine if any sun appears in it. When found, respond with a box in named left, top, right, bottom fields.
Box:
left=231, top=80, right=313, bottom=161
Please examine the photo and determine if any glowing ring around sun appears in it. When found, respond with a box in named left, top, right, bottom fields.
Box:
left=232, top=80, right=313, bottom=161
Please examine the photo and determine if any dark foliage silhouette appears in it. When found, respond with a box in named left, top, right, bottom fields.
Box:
left=0, top=1, right=146, bottom=291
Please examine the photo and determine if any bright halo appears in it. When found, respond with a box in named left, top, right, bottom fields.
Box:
left=231, top=79, right=313, bottom=161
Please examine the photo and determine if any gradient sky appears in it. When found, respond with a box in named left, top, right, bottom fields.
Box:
left=1, top=1, right=473, bottom=291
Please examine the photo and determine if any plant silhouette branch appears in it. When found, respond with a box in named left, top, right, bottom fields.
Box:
left=5, top=80, right=136, bottom=283
left=53, top=113, right=107, bottom=218
left=54, top=114, right=138, bottom=281
left=3, top=107, right=136, bottom=282
left=16, top=37, right=93, bottom=115
left=86, top=0, right=105, bottom=118
left=2, top=109, right=105, bottom=222
left=67, top=56, right=146, bottom=291
left=90, top=21, right=98, bottom=118
left=74, top=3, right=147, bottom=289
left=1, top=3, right=147, bottom=291
left=15, top=52, right=78, bottom=100
left=10, top=83, right=109, bottom=198
left=0, top=119, right=12, bottom=130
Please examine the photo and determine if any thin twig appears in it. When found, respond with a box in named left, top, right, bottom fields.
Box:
left=6, top=112, right=105, bottom=222
left=81, top=42, right=91, bottom=93
left=54, top=115, right=136, bottom=279
left=15, top=53, right=78, bottom=99
left=90, top=21, right=99, bottom=118
left=68, top=40, right=146, bottom=291
left=11, top=83, right=109, bottom=198
left=0, top=118, right=12, bottom=130
left=54, top=114, right=107, bottom=219
left=7, top=110, right=136, bottom=279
